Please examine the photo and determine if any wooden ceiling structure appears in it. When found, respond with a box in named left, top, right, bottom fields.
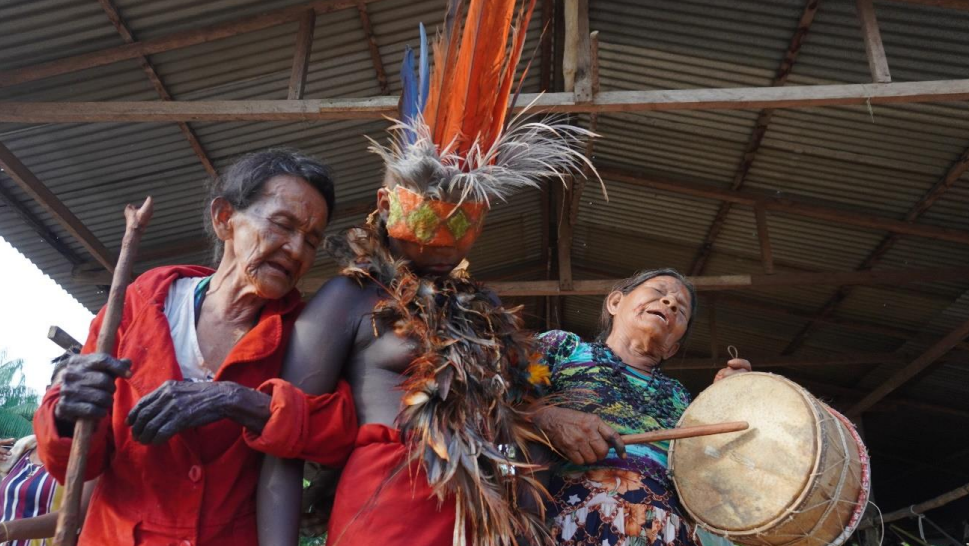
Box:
left=2, top=0, right=969, bottom=541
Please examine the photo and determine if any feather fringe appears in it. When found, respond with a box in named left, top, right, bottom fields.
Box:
left=324, top=224, right=552, bottom=546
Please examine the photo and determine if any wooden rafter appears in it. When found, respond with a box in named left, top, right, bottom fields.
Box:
left=539, top=0, right=554, bottom=91
left=753, top=206, right=775, bottom=274
left=797, top=377, right=969, bottom=421
left=664, top=351, right=904, bottom=371
left=288, top=10, right=317, bottom=100
left=557, top=4, right=597, bottom=292
left=356, top=1, right=389, bottom=95
left=0, top=143, right=114, bottom=271
left=856, top=0, right=892, bottom=83
left=689, top=0, right=819, bottom=275
left=486, top=266, right=969, bottom=296
left=0, top=0, right=380, bottom=89
left=601, top=166, right=969, bottom=245
left=709, top=293, right=969, bottom=352
left=10, top=79, right=969, bottom=122
left=0, top=182, right=82, bottom=265
left=848, top=316, right=969, bottom=416
left=97, top=0, right=219, bottom=179
left=782, top=141, right=969, bottom=354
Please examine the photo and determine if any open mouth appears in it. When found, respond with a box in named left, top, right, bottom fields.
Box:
left=646, top=309, right=668, bottom=324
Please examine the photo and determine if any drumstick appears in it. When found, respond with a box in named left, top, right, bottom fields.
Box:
left=621, top=421, right=749, bottom=445
left=55, top=197, right=153, bottom=546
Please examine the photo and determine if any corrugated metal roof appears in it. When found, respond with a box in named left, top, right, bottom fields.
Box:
left=4, top=0, right=969, bottom=521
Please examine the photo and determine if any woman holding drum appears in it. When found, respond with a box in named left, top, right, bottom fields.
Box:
left=532, top=269, right=751, bottom=546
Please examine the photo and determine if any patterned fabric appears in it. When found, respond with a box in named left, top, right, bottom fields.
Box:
left=0, top=449, right=62, bottom=546
left=386, top=186, right=487, bottom=246
left=538, top=330, right=697, bottom=546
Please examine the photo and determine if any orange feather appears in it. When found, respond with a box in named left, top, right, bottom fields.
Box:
left=437, top=0, right=486, bottom=151
left=485, top=0, right=537, bottom=153
left=457, top=0, right=517, bottom=157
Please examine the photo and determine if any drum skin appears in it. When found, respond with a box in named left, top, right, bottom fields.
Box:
left=669, top=373, right=868, bottom=546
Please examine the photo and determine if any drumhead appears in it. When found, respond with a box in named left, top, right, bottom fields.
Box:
left=670, top=372, right=822, bottom=534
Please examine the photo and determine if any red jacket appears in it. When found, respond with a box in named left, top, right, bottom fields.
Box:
left=34, top=265, right=357, bottom=546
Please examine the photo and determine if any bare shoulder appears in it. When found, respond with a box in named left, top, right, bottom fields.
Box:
left=302, top=275, right=380, bottom=316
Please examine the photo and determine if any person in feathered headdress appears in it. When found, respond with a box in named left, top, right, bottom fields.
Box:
left=256, top=1, right=598, bottom=545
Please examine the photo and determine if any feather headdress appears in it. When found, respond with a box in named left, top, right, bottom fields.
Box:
left=370, top=0, right=598, bottom=247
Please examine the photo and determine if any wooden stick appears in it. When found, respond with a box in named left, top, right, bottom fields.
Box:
left=621, top=421, right=749, bottom=445
left=54, top=197, right=153, bottom=546
left=859, top=481, right=969, bottom=530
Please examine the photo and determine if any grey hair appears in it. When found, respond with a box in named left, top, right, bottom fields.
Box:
left=204, top=148, right=336, bottom=262
left=596, top=268, right=698, bottom=343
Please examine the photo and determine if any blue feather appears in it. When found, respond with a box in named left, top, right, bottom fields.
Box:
left=400, top=45, right=418, bottom=144
left=418, top=23, right=430, bottom=113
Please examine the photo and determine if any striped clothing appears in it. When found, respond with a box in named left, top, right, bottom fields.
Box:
left=1, top=449, right=62, bottom=546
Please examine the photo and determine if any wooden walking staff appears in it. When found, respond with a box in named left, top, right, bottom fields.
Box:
left=54, top=197, right=154, bottom=546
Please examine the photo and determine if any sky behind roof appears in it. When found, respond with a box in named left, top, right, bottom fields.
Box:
left=0, top=237, right=94, bottom=396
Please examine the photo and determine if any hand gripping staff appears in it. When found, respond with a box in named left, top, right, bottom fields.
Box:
left=54, top=197, right=154, bottom=546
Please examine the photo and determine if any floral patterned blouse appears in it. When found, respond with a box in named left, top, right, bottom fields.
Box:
left=537, top=329, right=693, bottom=485
left=537, top=330, right=698, bottom=546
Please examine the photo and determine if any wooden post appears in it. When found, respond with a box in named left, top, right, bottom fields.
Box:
left=857, top=0, right=892, bottom=83
left=848, top=316, right=969, bottom=416
left=357, top=1, right=389, bottom=95
left=288, top=10, right=317, bottom=100
left=754, top=205, right=775, bottom=274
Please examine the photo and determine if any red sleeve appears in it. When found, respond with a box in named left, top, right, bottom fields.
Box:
left=243, top=379, right=358, bottom=466
left=33, top=309, right=114, bottom=483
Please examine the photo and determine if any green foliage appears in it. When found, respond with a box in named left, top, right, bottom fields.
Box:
left=0, top=351, right=40, bottom=439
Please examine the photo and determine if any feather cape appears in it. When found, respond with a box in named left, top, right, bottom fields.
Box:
left=325, top=224, right=551, bottom=546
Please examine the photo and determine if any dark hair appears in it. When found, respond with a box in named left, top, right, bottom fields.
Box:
left=596, top=268, right=698, bottom=344
left=204, top=148, right=336, bottom=260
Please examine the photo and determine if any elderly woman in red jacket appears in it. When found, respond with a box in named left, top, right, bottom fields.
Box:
left=33, top=149, right=357, bottom=546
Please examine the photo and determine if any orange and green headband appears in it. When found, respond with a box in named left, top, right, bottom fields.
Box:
left=386, top=186, right=487, bottom=247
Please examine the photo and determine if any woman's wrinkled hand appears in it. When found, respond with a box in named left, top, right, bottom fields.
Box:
left=532, top=406, right=626, bottom=465
left=126, top=380, right=237, bottom=445
left=714, top=358, right=752, bottom=382
left=54, top=353, right=132, bottom=424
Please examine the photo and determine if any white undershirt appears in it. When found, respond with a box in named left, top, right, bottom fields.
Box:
left=163, top=276, right=214, bottom=382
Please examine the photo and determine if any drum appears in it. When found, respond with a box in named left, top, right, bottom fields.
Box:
left=669, top=372, right=870, bottom=546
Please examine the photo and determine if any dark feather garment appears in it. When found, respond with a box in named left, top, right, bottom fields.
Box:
left=325, top=224, right=551, bottom=546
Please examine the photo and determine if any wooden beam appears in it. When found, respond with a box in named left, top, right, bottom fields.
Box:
left=539, top=0, right=554, bottom=91
left=884, top=0, right=969, bottom=11
left=97, top=0, right=219, bottom=179
left=711, top=293, right=969, bottom=352
left=664, top=351, right=904, bottom=371
left=689, top=0, right=819, bottom=275
left=11, top=79, right=969, bottom=122
left=356, top=1, right=389, bottom=95
left=753, top=206, right=775, bottom=274
left=557, top=30, right=598, bottom=292
left=0, top=0, right=379, bottom=89
left=856, top=0, right=892, bottom=83
left=602, top=166, right=969, bottom=245
left=781, top=137, right=969, bottom=353
left=288, top=10, right=317, bottom=100
left=0, top=182, right=83, bottom=265
left=796, top=377, right=969, bottom=420
left=859, top=482, right=969, bottom=530
left=707, top=297, right=720, bottom=360
left=848, top=316, right=969, bottom=416
left=47, top=326, right=81, bottom=351
left=0, top=143, right=114, bottom=271
left=486, top=266, right=969, bottom=296
left=562, top=0, right=592, bottom=102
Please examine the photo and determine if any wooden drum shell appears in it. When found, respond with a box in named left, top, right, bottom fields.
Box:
left=669, top=373, right=870, bottom=546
